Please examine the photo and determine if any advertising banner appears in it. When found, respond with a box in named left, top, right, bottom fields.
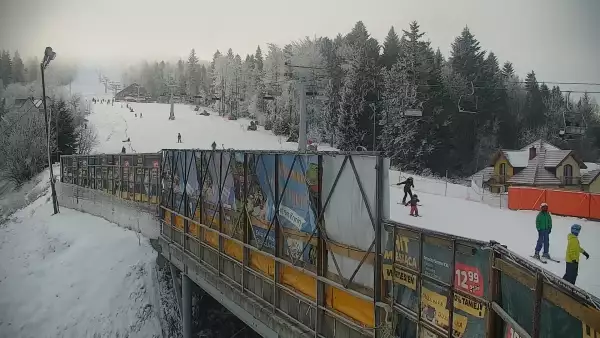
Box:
left=500, top=273, right=534, bottom=335
left=422, top=237, right=452, bottom=283
left=455, top=243, right=490, bottom=299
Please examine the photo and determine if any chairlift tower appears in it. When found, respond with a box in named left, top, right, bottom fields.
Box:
left=167, top=79, right=177, bottom=120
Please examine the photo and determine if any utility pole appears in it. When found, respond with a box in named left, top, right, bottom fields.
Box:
left=41, top=46, right=59, bottom=215
left=298, top=81, right=307, bottom=151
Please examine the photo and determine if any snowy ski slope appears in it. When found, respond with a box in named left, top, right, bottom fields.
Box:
left=85, top=98, right=600, bottom=298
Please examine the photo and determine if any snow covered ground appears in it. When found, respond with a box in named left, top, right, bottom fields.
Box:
left=83, top=99, right=600, bottom=299
left=0, top=187, right=164, bottom=338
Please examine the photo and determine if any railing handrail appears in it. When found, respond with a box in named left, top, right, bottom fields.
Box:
left=382, top=218, right=600, bottom=310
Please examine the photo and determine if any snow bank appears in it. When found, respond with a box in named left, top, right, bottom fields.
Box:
left=57, top=183, right=159, bottom=239
left=0, top=191, right=163, bottom=338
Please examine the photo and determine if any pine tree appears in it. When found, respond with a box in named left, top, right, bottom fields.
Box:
left=12, top=51, right=26, bottom=83
left=1, top=51, right=13, bottom=86
left=254, top=46, right=264, bottom=72
left=381, top=27, right=401, bottom=70
left=26, top=57, right=39, bottom=83
left=336, top=21, right=380, bottom=151
left=524, top=71, right=545, bottom=130
left=186, top=49, right=200, bottom=96
left=502, top=61, right=514, bottom=78
left=50, top=98, right=78, bottom=160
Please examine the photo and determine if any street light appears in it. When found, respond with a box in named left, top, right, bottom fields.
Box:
left=40, top=46, right=60, bottom=215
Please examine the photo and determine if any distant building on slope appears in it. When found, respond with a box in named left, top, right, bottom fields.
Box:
left=114, top=83, right=150, bottom=102
left=472, top=139, right=600, bottom=193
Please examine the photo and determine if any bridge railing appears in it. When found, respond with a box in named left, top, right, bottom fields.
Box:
left=382, top=219, right=600, bottom=338
left=60, top=153, right=162, bottom=204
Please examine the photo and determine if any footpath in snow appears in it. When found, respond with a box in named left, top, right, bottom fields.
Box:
left=0, top=189, right=163, bottom=338
left=85, top=100, right=600, bottom=299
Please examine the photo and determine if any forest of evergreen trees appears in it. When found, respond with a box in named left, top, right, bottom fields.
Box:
left=0, top=50, right=94, bottom=185
left=122, top=21, right=600, bottom=177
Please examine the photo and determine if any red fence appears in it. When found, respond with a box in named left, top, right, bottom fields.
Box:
left=508, top=186, right=600, bottom=219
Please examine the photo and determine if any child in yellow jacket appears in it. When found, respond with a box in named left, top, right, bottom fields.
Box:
left=563, top=224, right=590, bottom=285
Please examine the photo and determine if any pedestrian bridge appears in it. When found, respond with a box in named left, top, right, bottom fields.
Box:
left=59, top=150, right=600, bottom=338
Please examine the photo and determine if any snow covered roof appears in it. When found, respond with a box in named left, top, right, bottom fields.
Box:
left=582, top=169, right=600, bottom=185
left=582, top=162, right=600, bottom=175
left=502, top=150, right=530, bottom=168
left=520, top=139, right=561, bottom=152
left=542, top=150, right=577, bottom=168
left=508, top=150, right=562, bottom=185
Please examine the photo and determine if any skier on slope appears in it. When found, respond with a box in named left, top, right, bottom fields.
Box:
left=405, top=194, right=420, bottom=217
left=563, top=224, right=589, bottom=284
left=533, top=202, right=553, bottom=260
left=396, top=177, right=415, bottom=205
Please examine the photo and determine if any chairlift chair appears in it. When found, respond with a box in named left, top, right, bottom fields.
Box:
left=458, top=82, right=478, bottom=114
left=559, top=92, right=587, bottom=140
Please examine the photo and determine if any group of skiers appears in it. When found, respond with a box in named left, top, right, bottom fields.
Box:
left=395, top=176, right=591, bottom=286
left=533, top=202, right=590, bottom=284
left=92, top=98, right=114, bottom=105
left=397, top=177, right=420, bottom=217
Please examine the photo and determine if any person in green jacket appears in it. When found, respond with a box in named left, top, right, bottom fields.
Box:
left=534, top=203, right=552, bottom=260
left=563, top=224, right=590, bottom=284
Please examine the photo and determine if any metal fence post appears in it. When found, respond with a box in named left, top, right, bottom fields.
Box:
left=374, top=155, right=384, bottom=338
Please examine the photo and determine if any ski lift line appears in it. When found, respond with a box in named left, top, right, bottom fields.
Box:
left=284, top=63, right=328, bottom=70
left=258, top=76, right=600, bottom=95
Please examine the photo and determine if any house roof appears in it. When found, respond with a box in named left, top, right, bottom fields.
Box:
left=115, top=83, right=148, bottom=98
left=507, top=150, right=562, bottom=185
left=502, top=150, right=530, bottom=168
left=582, top=169, right=600, bottom=185
left=520, top=139, right=561, bottom=152
left=582, top=162, right=600, bottom=175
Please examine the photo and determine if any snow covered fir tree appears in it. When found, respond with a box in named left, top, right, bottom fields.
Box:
left=117, top=21, right=600, bottom=178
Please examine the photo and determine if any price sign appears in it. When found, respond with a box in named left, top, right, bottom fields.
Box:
left=455, top=262, right=483, bottom=297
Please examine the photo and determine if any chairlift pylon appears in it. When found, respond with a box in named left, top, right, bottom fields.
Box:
left=458, top=81, right=478, bottom=114
left=559, top=91, right=587, bottom=140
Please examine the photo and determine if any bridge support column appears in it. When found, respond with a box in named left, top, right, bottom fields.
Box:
left=182, top=274, right=193, bottom=338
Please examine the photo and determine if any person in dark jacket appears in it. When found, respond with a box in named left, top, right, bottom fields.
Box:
left=121, top=146, right=126, bottom=154
left=177, top=133, right=182, bottom=143
left=405, top=194, right=420, bottom=216
left=534, top=202, right=553, bottom=260
left=397, top=177, right=415, bottom=204
left=563, top=224, right=589, bottom=284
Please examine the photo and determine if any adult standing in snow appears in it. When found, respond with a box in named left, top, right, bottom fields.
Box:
left=534, top=202, right=553, bottom=260
left=397, top=177, right=415, bottom=205
left=563, top=224, right=589, bottom=284
left=177, top=133, right=182, bottom=143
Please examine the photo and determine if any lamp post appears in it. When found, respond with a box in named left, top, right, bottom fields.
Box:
left=40, top=46, right=60, bottom=215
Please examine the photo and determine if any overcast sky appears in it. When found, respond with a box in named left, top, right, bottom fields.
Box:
left=1, top=0, right=599, bottom=93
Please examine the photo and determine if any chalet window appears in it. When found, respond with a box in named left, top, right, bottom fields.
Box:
left=564, top=164, right=573, bottom=185
left=499, top=163, right=506, bottom=180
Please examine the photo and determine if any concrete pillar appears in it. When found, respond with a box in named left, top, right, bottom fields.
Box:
left=182, top=274, right=192, bottom=338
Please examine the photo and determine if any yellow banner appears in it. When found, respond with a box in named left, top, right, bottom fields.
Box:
left=421, top=287, right=467, bottom=337
left=454, top=293, right=486, bottom=318
left=394, top=269, right=418, bottom=290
